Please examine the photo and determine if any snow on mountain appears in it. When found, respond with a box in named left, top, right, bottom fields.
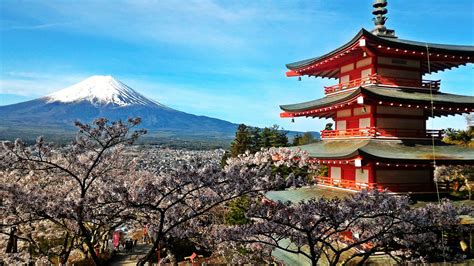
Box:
left=44, top=75, right=164, bottom=107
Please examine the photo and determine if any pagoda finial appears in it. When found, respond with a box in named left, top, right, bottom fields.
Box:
left=371, top=0, right=396, bottom=38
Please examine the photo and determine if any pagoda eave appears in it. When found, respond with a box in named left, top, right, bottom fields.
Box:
left=280, top=86, right=474, bottom=118
left=286, top=28, right=474, bottom=78
left=286, top=70, right=301, bottom=77
left=294, top=140, right=474, bottom=165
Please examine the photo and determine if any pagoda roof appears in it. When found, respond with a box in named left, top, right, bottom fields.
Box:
left=286, top=29, right=474, bottom=77
left=265, top=186, right=352, bottom=203
left=280, top=85, right=474, bottom=118
left=280, top=89, right=354, bottom=112
left=287, top=29, right=368, bottom=70
left=294, top=139, right=474, bottom=164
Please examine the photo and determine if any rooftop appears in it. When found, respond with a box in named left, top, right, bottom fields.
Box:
left=280, top=85, right=474, bottom=118
left=286, top=29, right=474, bottom=78
left=266, top=186, right=352, bottom=203
left=291, top=139, right=474, bottom=164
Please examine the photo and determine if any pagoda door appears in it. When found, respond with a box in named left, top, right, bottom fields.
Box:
left=346, top=119, right=359, bottom=129
left=341, top=165, right=355, bottom=181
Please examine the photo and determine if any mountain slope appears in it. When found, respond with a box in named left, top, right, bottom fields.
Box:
left=0, top=76, right=238, bottom=143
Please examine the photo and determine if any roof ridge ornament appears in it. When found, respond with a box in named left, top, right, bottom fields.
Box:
left=371, top=0, right=397, bottom=38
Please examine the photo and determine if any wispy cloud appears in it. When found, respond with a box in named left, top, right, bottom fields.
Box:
left=1, top=0, right=338, bottom=52
left=1, top=22, right=64, bottom=31
left=0, top=72, right=89, bottom=96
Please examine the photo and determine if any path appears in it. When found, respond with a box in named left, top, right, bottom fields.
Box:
left=108, top=244, right=152, bottom=266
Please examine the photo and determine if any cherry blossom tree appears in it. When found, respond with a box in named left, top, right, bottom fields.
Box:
left=220, top=190, right=472, bottom=265
left=121, top=147, right=315, bottom=265
left=1, top=118, right=145, bottom=265
left=1, top=118, right=317, bottom=265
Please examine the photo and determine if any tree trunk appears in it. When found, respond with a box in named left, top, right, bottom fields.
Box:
left=59, top=232, right=71, bottom=265
left=79, top=222, right=101, bottom=265
left=84, top=235, right=102, bottom=266
left=6, top=227, right=17, bottom=253
left=137, top=237, right=160, bottom=266
left=307, top=233, right=319, bottom=266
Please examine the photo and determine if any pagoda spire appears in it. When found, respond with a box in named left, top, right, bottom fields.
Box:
left=371, top=0, right=396, bottom=38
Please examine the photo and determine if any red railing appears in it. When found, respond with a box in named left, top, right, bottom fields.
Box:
left=317, top=176, right=378, bottom=190
left=321, top=128, right=376, bottom=138
left=378, top=75, right=440, bottom=90
left=324, top=75, right=378, bottom=94
left=324, top=74, right=441, bottom=95
left=316, top=176, right=436, bottom=192
left=321, top=127, right=443, bottom=139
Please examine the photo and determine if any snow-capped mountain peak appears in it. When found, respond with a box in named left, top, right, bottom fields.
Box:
left=45, top=75, right=163, bottom=107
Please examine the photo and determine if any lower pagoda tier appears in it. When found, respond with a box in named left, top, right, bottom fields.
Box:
left=294, top=139, right=474, bottom=193
left=280, top=85, right=474, bottom=140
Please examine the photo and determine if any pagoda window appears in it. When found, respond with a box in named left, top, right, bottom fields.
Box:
left=353, top=105, right=371, bottom=116
left=330, top=166, right=342, bottom=181
left=360, top=68, right=372, bottom=81
left=336, top=120, right=347, bottom=130
left=336, top=109, right=352, bottom=118
left=340, top=63, right=354, bottom=73
left=339, top=74, right=350, bottom=85
left=359, top=117, right=371, bottom=128
left=355, top=168, right=369, bottom=184
left=356, top=57, right=372, bottom=68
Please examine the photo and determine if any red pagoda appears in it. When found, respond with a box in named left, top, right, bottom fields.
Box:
left=280, top=0, right=474, bottom=193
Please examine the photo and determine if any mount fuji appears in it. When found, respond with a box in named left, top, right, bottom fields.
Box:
left=0, top=75, right=239, bottom=145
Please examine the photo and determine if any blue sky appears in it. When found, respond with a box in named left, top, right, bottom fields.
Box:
left=1, top=0, right=473, bottom=132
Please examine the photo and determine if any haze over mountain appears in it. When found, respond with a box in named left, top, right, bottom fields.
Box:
left=0, top=75, right=240, bottom=145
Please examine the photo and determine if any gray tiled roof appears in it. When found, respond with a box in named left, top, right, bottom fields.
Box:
left=293, top=139, right=474, bottom=164
left=280, top=86, right=474, bottom=112
left=286, top=29, right=474, bottom=70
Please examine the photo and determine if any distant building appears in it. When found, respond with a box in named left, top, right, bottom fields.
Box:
left=280, top=0, right=474, bottom=193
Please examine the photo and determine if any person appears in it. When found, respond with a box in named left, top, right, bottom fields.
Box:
left=143, top=225, right=148, bottom=243
left=113, top=231, right=121, bottom=251
left=125, top=239, right=133, bottom=253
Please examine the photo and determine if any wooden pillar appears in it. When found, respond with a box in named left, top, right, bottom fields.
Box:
left=368, top=162, right=375, bottom=184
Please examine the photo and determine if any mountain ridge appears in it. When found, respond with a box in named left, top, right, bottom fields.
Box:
left=0, top=75, right=319, bottom=148
left=0, top=76, right=239, bottom=145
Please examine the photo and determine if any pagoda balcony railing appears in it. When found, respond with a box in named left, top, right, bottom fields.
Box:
left=321, top=127, right=444, bottom=139
left=324, top=74, right=441, bottom=95
left=316, top=176, right=438, bottom=192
